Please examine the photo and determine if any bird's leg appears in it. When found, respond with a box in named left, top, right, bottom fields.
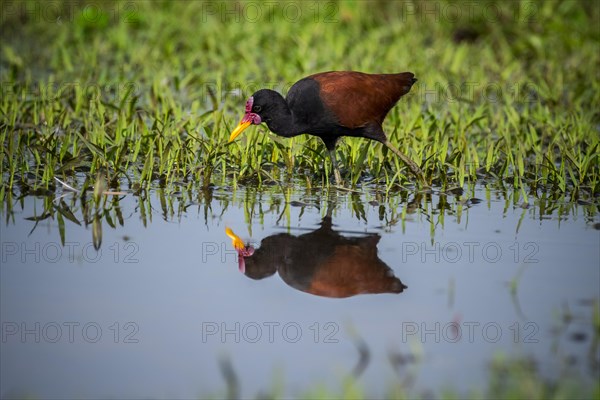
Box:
left=328, top=149, right=343, bottom=186
left=383, top=140, right=426, bottom=184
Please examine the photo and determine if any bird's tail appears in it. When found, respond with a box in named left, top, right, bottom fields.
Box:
left=395, top=72, right=418, bottom=96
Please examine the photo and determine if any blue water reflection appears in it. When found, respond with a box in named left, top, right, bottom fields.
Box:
left=1, top=185, right=598, bottom=398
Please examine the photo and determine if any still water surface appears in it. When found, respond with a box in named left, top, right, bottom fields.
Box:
left=1, top=183, right=598, bottom=398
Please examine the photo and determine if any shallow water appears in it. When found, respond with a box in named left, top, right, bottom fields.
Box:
left=1, top=183, right=599, bottom=398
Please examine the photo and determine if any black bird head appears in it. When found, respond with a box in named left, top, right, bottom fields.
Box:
left=228, top=89, right=288, bottom=142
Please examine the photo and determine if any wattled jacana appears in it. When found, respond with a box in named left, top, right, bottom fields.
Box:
left=228, top=71, right=423, bottom=185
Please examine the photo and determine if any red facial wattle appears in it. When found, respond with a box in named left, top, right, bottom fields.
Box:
left=228, top=97, right=261, bottom=143
left=237, top=246, right=255, bottom=274
left=242, top=96, right=261, bottom=125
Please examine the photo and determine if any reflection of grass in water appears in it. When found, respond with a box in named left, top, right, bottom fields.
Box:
left=508, top=264, right=529, bottom=321
left=13, top=179, right=598, bottom=251
left=478, top=354, right=598, bottom=400
left=1, top=1, right=599, bottom=197
left=212, top=352, right=599, bottom=400
left=216, top=321, right=599, bottom=399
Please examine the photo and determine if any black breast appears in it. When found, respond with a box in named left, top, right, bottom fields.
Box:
left=286, top=78, right=339, bottom=136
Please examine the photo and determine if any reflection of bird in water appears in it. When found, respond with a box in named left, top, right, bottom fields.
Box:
left=226, top=217, right=406, bottom=298
left=225, top=228, right=254, bottom=272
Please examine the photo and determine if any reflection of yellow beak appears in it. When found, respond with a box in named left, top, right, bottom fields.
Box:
left=228, top=121, right=251, bottom=143
left=225, top=227, right=245, bottom=250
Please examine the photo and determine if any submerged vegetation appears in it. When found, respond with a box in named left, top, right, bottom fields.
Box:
left=12, top=178, right=600, bottom=252
left=1, top=1, right=599, bottom=201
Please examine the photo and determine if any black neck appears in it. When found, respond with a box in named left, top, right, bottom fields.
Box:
left=262, top=91, right=302, bottom=137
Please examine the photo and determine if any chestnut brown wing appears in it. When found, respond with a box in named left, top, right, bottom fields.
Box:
left=310, top=71, right=416, bottom=129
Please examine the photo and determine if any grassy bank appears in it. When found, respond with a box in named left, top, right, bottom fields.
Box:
left=1, top=0, right=599, bottom=200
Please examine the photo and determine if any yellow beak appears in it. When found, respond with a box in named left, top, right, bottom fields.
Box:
left=225, top=227, right=246, bottom=250
left=228, top=121, right=251, bottom=143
